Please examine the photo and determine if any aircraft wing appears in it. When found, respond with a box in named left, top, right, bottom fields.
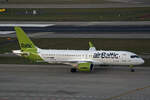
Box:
left=65, top=60, right=94, bottom=72
left=62, top=59, right=94, bottom=71
left=65, top=59, right=94, bottom=64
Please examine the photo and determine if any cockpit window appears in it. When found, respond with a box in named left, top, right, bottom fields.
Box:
left=130, top=55, right=140, bottom=58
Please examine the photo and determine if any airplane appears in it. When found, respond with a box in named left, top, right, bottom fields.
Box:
left=13, top=27, right=144, bottom=73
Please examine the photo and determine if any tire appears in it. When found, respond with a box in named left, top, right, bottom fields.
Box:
left=131, top=69, right=135, bottom=72
left=71, top=68, right=77, bottom=72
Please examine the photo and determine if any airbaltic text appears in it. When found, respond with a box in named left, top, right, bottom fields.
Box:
left=93, top=52, right=119, bottom=59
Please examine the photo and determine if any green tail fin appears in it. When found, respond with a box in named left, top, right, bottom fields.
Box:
left=14, top=27, right=36, bottom=51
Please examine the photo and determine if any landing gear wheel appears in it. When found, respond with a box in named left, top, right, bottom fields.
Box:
left=71, top=68, right=77, bottom=73
left=131, top=69, right=135, bottom=72
left=129, top=65, right=135, bottom=72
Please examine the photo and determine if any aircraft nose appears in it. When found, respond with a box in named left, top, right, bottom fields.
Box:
left=140, top=58, right=144, bottom=64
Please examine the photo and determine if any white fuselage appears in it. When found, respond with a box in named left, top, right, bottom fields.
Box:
left=38, top=48, right=144, bottom=66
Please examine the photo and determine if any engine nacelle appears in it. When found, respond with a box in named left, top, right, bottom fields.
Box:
left=78, top=63, right=94, bottom=72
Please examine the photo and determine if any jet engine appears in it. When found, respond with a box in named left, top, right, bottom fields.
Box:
left=71, top=63, right=94, bottom=72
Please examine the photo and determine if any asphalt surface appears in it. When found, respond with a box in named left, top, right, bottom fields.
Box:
left=1, top=25, right=150, bottom=32
left=1, top=21, right=150, bottom=26
left=0, top=21, right=150, bottom=38
left=0, top=64, right=149, bottom=100
left=20, top=32, right=150, bottom=38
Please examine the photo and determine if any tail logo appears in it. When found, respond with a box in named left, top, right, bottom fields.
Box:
left=21, top=43, right=32, bottom=48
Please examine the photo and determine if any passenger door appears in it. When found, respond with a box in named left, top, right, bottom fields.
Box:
left=121, top=53, right=127, bottom=64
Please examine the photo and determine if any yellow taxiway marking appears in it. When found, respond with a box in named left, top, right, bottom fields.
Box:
left=105, top=85, right=150, bottom=100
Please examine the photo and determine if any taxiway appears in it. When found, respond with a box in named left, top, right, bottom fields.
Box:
left=0, top=64, right=149, bottom=100
left=1, top=21, right=150, bottom=38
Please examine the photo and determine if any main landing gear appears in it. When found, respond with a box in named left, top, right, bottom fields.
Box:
left=70, top=68, right=77, bottom=72
left=129, top=65, right=135, bottom=72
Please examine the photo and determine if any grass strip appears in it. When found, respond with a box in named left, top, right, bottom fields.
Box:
left=0, top=38, right=150, bottom=54
left=0, top=7, right=150, bottom=21
left=7, top=0, right=110, bottom=4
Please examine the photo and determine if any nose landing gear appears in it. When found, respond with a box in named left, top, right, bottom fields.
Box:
left=129, top=65, right=135, bottom=72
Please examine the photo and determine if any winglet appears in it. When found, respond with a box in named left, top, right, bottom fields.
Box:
left=89, top=41, right=96, bottom=51
left=89, top=41, right=94, bottom=47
